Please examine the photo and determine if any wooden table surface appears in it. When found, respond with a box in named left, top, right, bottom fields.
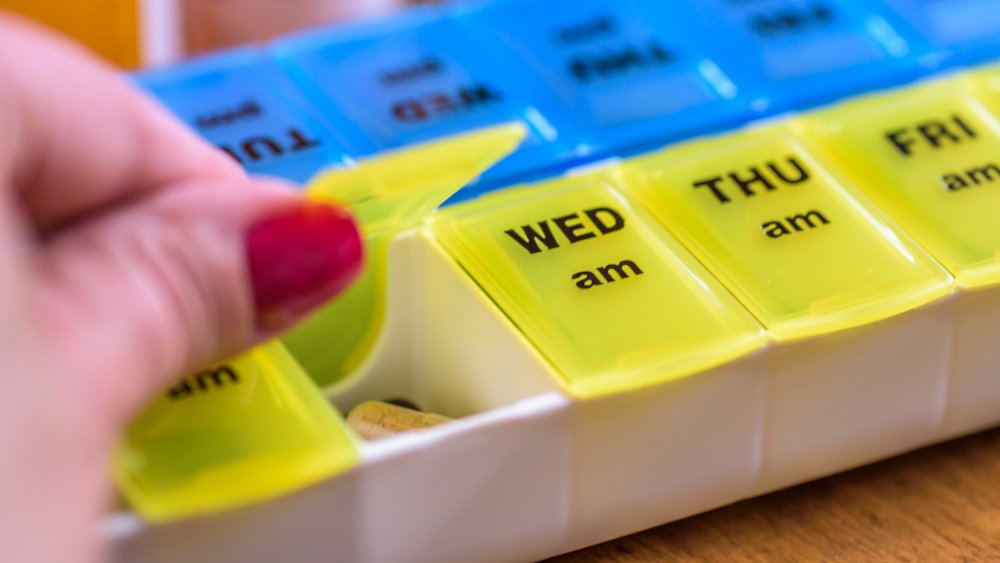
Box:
left=551, top=426, right=1000, bottom=562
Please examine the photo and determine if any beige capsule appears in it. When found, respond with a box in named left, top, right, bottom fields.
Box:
left=346, top=400, right=450, bottom=441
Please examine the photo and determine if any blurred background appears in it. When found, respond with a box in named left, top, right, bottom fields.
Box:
left=0, top=0, right=433, bottom=68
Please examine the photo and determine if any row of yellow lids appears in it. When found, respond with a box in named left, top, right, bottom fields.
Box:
left=435, top=63, right=1000, bottom=396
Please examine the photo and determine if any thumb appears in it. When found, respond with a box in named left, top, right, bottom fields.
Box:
left=33, top=177, right=362, bottom=422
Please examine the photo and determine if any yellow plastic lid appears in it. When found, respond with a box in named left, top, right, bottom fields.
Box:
left=308, top=123, right=528, bottom=238
left=799, top=77, right=1000, bottom=289
left=967, top=62, right=1000, bottom=115
left=625, top=127, right=953, bottom=342
left=431, top=177, right=766, bottom=398
left=114, top=341, right=359, bottom=521
left=284, top=124, right=528, bottom=387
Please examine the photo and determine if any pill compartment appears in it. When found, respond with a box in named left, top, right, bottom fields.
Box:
left=675, top=0, right=921, bottom=111
left=623, top=126, right=954, bottom=491
left=878, top=0, right=1000, bottom=68
left=450, top=0, right=752, bottom=162
left=136, top=48, right=356, bottom=184
left=112, top=126, right=579, bottom=560
left=271, top=8, right=577, bottom=197
left=263, top=126, right=581, bottom=561
left=286, top=122, right=579, bottom=430
left=798, top=75, right=1000, bottom=440
left=430, top=174, right=769, bottom=546
left=113, top=389, right=574, bottom=563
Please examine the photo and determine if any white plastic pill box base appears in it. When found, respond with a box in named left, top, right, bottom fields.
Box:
left=106, top=230, right=1000, bottom=563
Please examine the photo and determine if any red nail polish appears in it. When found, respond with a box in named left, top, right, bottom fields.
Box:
left=247, top=202, right=363, bottom=329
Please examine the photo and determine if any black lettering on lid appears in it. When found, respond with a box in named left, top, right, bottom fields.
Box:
left=378, top=56, right=445, bottom=86
left=553, top=15, right=617, bottom=44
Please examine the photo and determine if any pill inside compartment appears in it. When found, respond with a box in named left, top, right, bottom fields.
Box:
left=286, top=124, right=585, bottom=557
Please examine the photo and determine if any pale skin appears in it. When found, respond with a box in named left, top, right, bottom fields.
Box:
left=0, top=16, right=338, bottom=563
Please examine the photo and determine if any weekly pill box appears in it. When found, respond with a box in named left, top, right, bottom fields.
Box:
left=110, top=1, right=1000, bottom=561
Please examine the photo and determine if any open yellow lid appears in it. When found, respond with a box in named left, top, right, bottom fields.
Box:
left=117, top=125, right=529, bottom=519
left=307, top=123, right=528, bottom=237
left=284, top=124, right=529, bottom=388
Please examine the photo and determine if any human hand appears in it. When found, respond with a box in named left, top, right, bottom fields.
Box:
left=0, top=15, right=362, bottom=563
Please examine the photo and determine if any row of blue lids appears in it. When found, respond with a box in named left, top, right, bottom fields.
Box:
left=137, top=0, right=1000, bottom=203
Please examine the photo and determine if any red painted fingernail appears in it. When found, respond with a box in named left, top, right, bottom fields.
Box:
left=247, top=202, right=363, bottom=330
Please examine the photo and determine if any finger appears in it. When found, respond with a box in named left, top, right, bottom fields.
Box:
left=0, top=13, right=241, bottom=234
left=0, top=15, right=362, bottom=563
left=34, top=177, right=363, bottom=423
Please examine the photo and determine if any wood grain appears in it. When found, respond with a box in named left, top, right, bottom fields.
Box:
left=551, top=427, right=1000, bottom=562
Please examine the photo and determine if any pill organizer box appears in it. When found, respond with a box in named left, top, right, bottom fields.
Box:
left=108, top=1, right=1000, bottom=561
